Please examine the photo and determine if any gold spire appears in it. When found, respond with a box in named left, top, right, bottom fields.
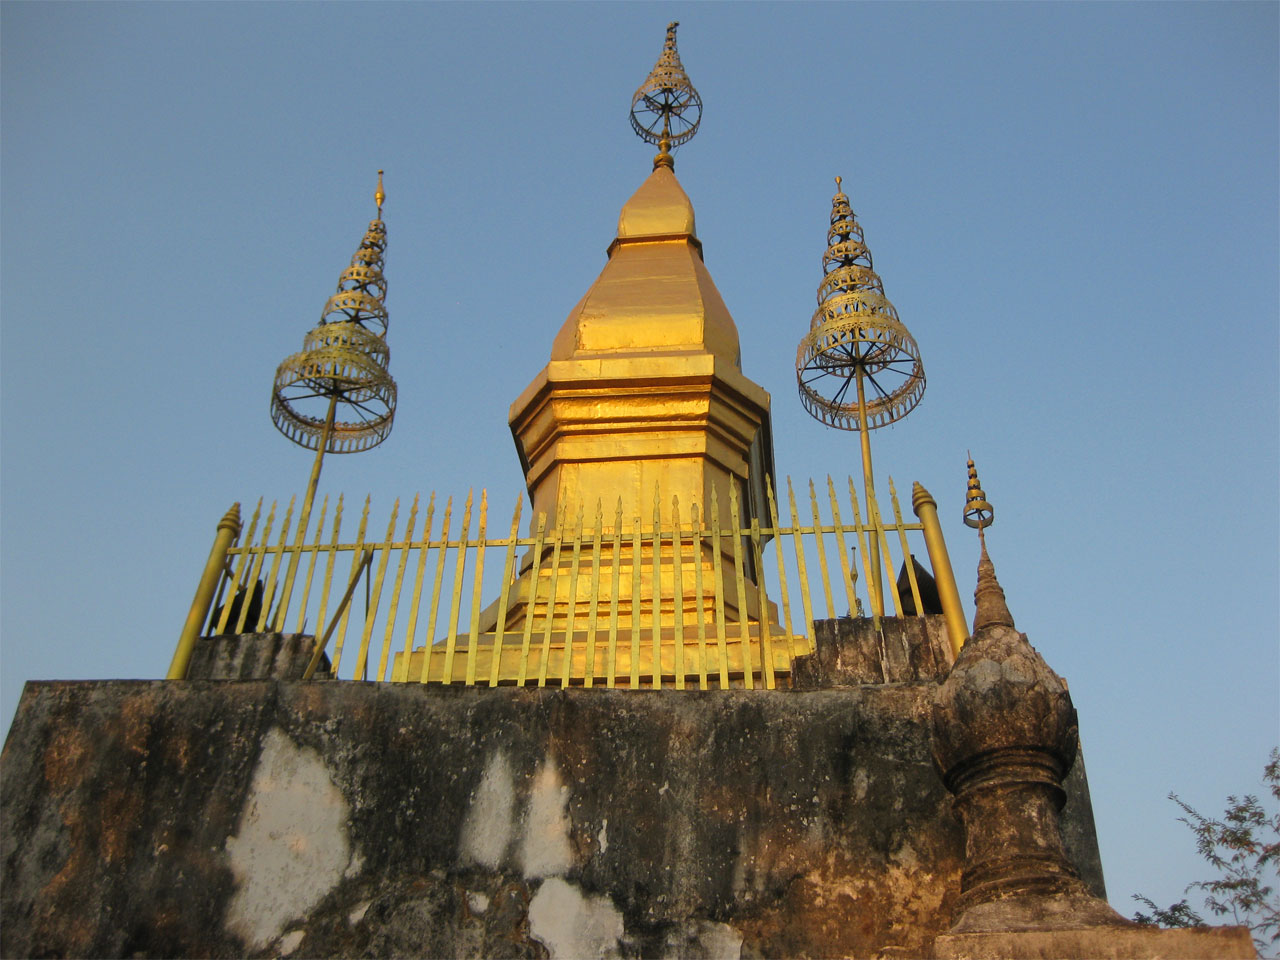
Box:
left=494, top=58, right=776, bottom=660
left=549, top=165, right=734, bottom=364
left=615, top=163, right=696, bottom=240
left=654, top=137, right=675, bottom=171
left=630, top=22, right=702, bottom=170
left=375, top=169, right=385, bottom=218
left=963, top=455, right=994, bottom=532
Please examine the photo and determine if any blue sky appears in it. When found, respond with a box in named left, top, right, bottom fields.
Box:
left=3, top=1, right=1277, bottom=919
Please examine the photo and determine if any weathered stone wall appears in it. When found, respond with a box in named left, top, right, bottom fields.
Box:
left=1, top=619, right=1107, bottom=959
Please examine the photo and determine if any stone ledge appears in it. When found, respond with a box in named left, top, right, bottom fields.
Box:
left=934, top=924, right=1256, bottom=960
left=186, top=632, right=329, bottom=680
left=792, top=615, right=953, bottom=686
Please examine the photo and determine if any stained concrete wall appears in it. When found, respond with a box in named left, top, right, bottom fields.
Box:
left=0, top=618, right=1105, bottom=959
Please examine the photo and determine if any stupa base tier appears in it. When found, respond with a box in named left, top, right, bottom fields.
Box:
left=474, top=540, right=778, bottom=638
left=510, top=352, right=775, bottom=549
left=390, top=624, right=811, bottom=688
left=488, top=578, right=772, bottom=632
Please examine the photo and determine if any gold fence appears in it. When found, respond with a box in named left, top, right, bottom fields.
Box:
left=170, top=476, right=965, bottom=689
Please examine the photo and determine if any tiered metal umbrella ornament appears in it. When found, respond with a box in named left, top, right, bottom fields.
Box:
left=630, top=21, right=702, bottom=169
left=796, top=177, right=925, bottom=614
left=964, top=455, right=994, bottom=539
left=271, top=171, right=397, bottom=531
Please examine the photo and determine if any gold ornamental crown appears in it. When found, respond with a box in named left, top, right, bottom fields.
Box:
left=271, top=171, right=397, bottom=454
left=796, top=176, right=925, bottom=432
left=630, top=22, right=702, bottom=168
left=963, top=456, right=994, bottom=530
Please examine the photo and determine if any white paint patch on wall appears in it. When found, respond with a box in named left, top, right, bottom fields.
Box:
left=519, top=756, right=573, bottom=879
left=528, top=876, right=624, bottom=959
left=460, top=749, right=515, bottom=869
left=671, top=920, right=744, bottom=960
left=347, top=900, right=371, bottom=925
left=852, top=768, right=870, bottom=802
left=224, top=728, right=355, bottom=950
left=276, top=929, right=305, bottom=956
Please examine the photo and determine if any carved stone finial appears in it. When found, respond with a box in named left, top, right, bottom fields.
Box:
left=932, top=558, right=1128, bottom=934
left=972, top=540, right=1015, bottom=633
left=933, top=634, right=1087, bottom=929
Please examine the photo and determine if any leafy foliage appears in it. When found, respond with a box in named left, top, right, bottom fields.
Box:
left=1133, top=749, right=1280, bottom=957
left=1131, top=894, right=1203, bottom=928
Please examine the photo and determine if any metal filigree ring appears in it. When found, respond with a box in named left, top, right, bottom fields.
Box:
left=824, top=238, right=870, bottom=265
left=811, top=292, right=901, bottom=330
left=321, top=291, right=388, bottom=335
left=630, top=84, right=702, bottom=147
left=272, top=326, right=397, bottom=454
left=817, top=266, right=884, bottom=304
left=796, top=314, right=924, bottom=432
left=337, top=265, right=386, bottom=299
left=302, top=321, right=389, bottom=367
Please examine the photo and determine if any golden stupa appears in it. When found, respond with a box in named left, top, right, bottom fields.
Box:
left=396, top=24, right=796, bottom=687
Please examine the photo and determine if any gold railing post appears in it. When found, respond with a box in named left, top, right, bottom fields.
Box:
left=911, top=482, right=967, bottom=658
left=304, top=548, right=374, bottom=681
left=168, top=503, right=242, bottom=680
left=855, top=372, right=886, bottom=616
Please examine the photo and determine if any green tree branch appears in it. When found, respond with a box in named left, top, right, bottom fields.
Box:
left=1132, top=748, right=1280, bottom=957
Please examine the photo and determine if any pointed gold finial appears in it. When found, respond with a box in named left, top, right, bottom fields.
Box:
left=630, top=21, right=702, bottom=168
left=654, top=133, right=674, bottom=171
left=217, top=502, right=243, bottom=536
left=963, top=454, right=994, bottom=534
left=375, top=169, right=385, bottom=218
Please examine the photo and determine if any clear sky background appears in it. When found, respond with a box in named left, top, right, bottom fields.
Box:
left=3, top=0, right=1276, bottom=922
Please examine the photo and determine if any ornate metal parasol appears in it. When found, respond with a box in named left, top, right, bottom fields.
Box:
left=796, top=177, right=925, bottom=614
left=964, top=455, right=994, bottom=535
left=630, top=22, right=701, bottom=167
left=271, top=171, right=397, bottom=528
